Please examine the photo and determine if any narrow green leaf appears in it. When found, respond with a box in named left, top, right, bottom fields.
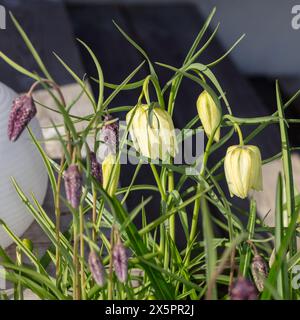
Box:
left=206, top=34, right=245, bottom=68
left=184, top=7, right=216, bottom=64
left=10, top=12, right=53, bottom=80
left=201, top=196, right=217, bottom=299
left=275, top=173, right=289, bottom=299
left=53, top=51, right=96, bottom=109
left=276, top=81, right=297, bottom=256
left=113, top=21, right=156, bottom=76
left=77, top=39, right=104, bottom=112
left=0, top=51, right=39, bottom=80
left=96, top=186, right=176, bottom=299
left=241, top=199, right=256, bottom=277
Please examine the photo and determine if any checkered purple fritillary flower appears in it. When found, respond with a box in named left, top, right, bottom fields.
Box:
left=7, top=94, right=37, bottom=142
left=251, top=254, right=268, bottom=292
left=88, top=251, right=106, bottom=287
left=230, top=276, right=257, bottom=300
left=90, top=151, right=102, bottom=184
left=64, top=164, right=82, bottom=209
left=113, top=240, right=128, bottom=283
left=102, top=114, right=119, bottom=154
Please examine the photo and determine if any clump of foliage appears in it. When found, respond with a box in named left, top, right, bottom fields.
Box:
left=0, top=8, right=300, bottom=300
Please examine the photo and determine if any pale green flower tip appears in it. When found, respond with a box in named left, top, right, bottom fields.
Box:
left=102, top=153, right=120, bottom=197
left=22, top=238, right=33, bottom=251
left=213, top=127, right=221, bottom=142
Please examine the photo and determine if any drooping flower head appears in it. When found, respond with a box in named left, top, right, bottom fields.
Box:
left=196, top=91, right=221, bottom=142
left=64, top=164, right=82, bottom=208
left=230, top=277, right=257, bottom=300
left=113, top=240, right=128, bottom=283
left=126, top=104, right=178, bottom=161
left=251, top=254, right=268, bottom=292
left=99, top=115, right=119, bottom=159
left=8, top=94, right=37, bottom=142
left=224, top=145, right=263, bottom=199
left=88, top=251, right=106, bottom=287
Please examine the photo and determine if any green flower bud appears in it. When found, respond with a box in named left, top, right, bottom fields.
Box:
left=102, top=153, right=120, bottom=197
left=22, top=238, right=33, bottom=252
left=196, top=91, right=221, bottom=142
left=224, top=145, right=263, bottom=199
left=126, top=104, right=178, bottom=160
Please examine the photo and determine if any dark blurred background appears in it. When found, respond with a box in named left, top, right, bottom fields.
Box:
left=1, top=0, right=300, bottom=244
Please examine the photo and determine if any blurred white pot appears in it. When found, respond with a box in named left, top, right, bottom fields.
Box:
left=0, top=82, right=48, bottom=248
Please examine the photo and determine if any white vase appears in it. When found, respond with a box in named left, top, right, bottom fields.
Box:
left=0, top=82, right=48, bottom=248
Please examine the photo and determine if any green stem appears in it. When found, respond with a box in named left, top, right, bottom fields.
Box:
left=275, top=173, right=289, bottom=299
left=186, top=131, right=215, bottom=265
left=167, top=80, right=177, bottom=116
left=55, top=156, right=64, bottom=279
left=96, top=200, right=105, bottom=232
left=151, top=77, right=165, bottom=109
left=201, top=196, right=217, bottom=299
left=200, top=130, right=216, bottom=177
left=167, top=74, right=187, bottom=115
left=241, top=199, right=257, bottom=277
left=276, top=82, right=297, bottom=257
left=168, top=170, right=175, bottom=242
left=73, top=214, right=80, bottom=300
left=188, top=186, right=201, bottom=252
left=186, top=123, right=229, bottom=274
left=142, top=75, right=151, bottom=105
left=234, top=123, right=244, bottom=146
left=79, top=205, right=85, bottom=300
left=108, top=226, right=115, bottom=300
left=14, top=247, right=23, bottom=300
left=150, top=164, right=167, bottom=202
left=150, top=164, right=168, bottom=266
left=92, top=187, right=97, bottom=242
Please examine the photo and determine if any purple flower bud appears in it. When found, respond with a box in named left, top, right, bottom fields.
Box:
left=8, top=94, right=37, bottom=142
left=88, top=251, right=106, bottom=287
left=90, top=151, right=102, bottom=184
left=113, top=241, right=128, bottom=283
left=64, top=164, right=82, bottom=208
left=230, top=277, right=257, bottom=300
left=101, top=115, right=119, bottom=154
left=251, top=254, right=268, bottom=292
